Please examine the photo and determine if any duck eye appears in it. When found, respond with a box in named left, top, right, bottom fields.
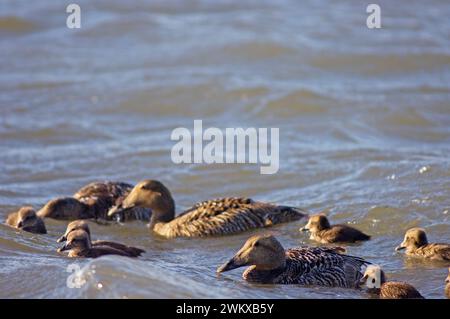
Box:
left=372, top=278, right=376, bottom=284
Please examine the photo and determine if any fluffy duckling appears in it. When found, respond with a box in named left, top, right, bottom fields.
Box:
left=5, top=206, right=47, bottom=234
left=57, top=229, right=137, bottom=258
left=57, top=220, right=145, bottom=257
left=445, top=268, right=450, bottom=299
left=37, top=181, right=151, bottom=221
left=360, top=265, right=424, bottom=299
left=107, top=180, right=307, bottom=238
left=300, top=214, right=370, bottom=244
left=216, top=234, right=369, bottom=288
left=395, top=228, right=450, bottom=262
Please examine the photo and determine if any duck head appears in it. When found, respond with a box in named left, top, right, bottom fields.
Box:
left=300, top=214, right=330, bottom=233
left=395, top=228, right=428, bottom=252
left=217, top=234, right=286, bottom=273
left=58, top=229, right=91, bottom=253
left=16, top=207, right=39, bottom=229
left=37, top=197, right=90, bottom=220
left=359, top=265, right=386, bottom=289
left=108, top=180, right=175, bottom=223
left=57, top=220, right=91, bottom=243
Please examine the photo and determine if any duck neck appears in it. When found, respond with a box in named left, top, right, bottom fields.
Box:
left=148, top=205, right=176, bottom=229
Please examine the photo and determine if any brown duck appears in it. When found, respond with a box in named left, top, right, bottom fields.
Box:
left=445, top=268, right=450, bottom=299
left=300, top=214, right=370, bottom=244
left=360, top=265, right=424, bottom=299
left=58, top=229, right=138, bottom=258
left=37, top=181, right=151, bottom=221
left=395, top=228, right=450, bottom=262
left=5, top=206, right=47, bottom=234
left=217, top=234, right=369, bottom=288
left=57, top=220, right=145, bottom=257
left=107, top=180, right=307, bottom=238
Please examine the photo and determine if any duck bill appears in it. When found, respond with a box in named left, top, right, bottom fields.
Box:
left=56, top=235, right=67, bottom=243
left=57, top=243, right=70, bottom=252
left=395, top=242, right=406, bottom=251
left=217, top=256, right=246, bottom=273
left=299, top=226, right=309, bottom=232
left=358, top=274, right=368, bottom=287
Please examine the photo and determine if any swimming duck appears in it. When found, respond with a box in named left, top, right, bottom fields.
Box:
left=57, top=220, right=145, bottom=257
left=395, top=228, right=450, bottom=262
left=37, top=181, right=151, bottom=221
left=107, top=180, right=307, bottom=238
left=445, top=268, right=450, bottom=299
left=5, top=206, right=47, bottom=234
left=359, top=265, right=424, bottom=299
left=216, top=234, right=369, bottom=288
left=57, top=229, right=138, bottom=258
left=300, top=214, right=370, bottom=244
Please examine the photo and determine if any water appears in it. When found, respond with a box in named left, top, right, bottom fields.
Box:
left=1, top=0, right=449, bottom=299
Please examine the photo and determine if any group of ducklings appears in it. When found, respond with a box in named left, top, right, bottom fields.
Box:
left=4, top=179, right=450, bottom=299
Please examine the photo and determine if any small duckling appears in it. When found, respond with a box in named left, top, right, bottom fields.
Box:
left=395, top=228, right=450, bottom=262
left=57, top=220, right=145, bottom=257
left=360, top=265, right=424, bottom=299
left=445, top=268, right=450, bottom=299
left=300, top=214, right=370, bottom=244
left=57, top=229, right=138, bottom=258
left=5, top=206, right=47, bottom=234
left=217, top=234, right=369, bottom=288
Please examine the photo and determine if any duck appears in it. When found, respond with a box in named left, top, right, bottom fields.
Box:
left=107, top=180, right=308, bottom=238
left=5, top=206, right=47, bottom=234
left=359, top=265, right=424, bottom=299
left=216, top=234, right=369, bottom=288
left=57, top=220, right=145, bottom=257
left=57, top=229, right=138, bottom=258
left=37, top=181, right=151, bottom=221
left=445, top=268, right=450, bottom=299
left=300, top=214, right=370, bottom=244
left=395, top=228, right=450, bottom=262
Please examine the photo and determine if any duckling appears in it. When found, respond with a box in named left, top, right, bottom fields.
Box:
left=360, top=265, right=424, bottom=299
left=395, top=228, right=450, bottom=262
left=107, top=180, right=307, bottom=238
left=300, top=214, right=370, bottom=244
left=216, top=234, right=369, bottom=288
left=57, top=220, right=145, bottom=257
left=5, top=206, right=47, bottom=234
left=445, top=268, right=450, bottom=299
left=57, top=229, right=137, bottom=258
left=37, top=181, right=151, bottom=221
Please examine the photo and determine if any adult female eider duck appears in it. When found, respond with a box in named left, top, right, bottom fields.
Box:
left=37, top=181, right=151, bottom=221
left=216, top=234, right=369, bottom=288
left=57, top=220, right=145, bottom=257
left=395, top=228, right=450, bottom=262
left=300, top=214, right=370, bottom=244
left=359, top=265, right=424, bottom=299
left=5, top=206, right=47, bottom=234
left=445, top=268, right=450, bottom=298
left=107, top=180, right=308, bottom=238
left=57, top=229, right=138, bottom=258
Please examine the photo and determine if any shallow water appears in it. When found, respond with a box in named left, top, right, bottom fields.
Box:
left=0, top=0, right=449, bottom=299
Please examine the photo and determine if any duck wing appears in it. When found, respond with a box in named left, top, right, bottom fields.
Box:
left=162, top=197, right=307, bottom=237
left=278, top=247, right=369, bottom=288
left=419, top=244, right=450, bottom=261
left=380, top=282, right=424, bottom=299
left=92, top=240, right=145, bottom=257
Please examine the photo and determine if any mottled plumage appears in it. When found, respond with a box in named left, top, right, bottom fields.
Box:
left=58, top=229, right=138, bottom=258
left=217, top=234, right=369, bottom=288
left=37, top=181, right=151, bottom=221
left=300, top=214, right=370, bottom=244
left=108, top=180, right=307, bottom=238
left=5, top=206, right=47, bottom=234
left=360, top=265, right=424, bottom=299
left=57, top=220, right=145, bottom=257
left=396, top=228, right=450, bottom=262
